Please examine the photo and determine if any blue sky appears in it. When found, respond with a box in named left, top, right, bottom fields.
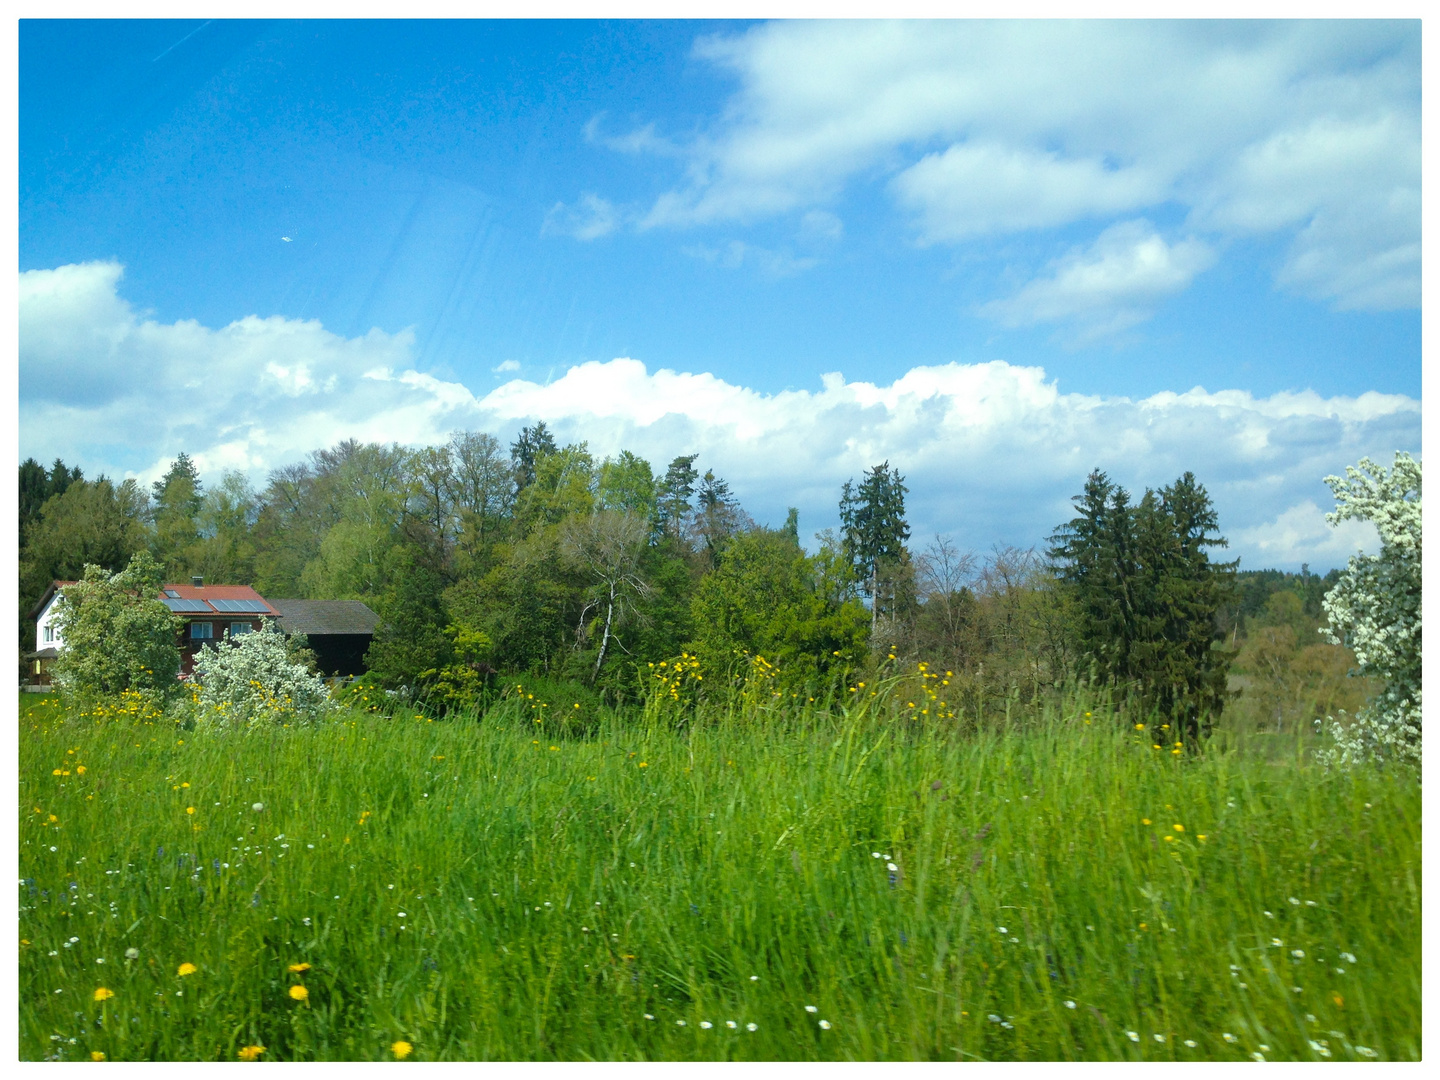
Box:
left=19, top=19, right=1421, bottom=570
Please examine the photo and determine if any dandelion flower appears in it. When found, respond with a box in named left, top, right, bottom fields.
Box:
left=1141, top=818, right=1151, bottom=825
left=237, top=1046, right=266, bottom=1061
left=186, top=807, right=195, bottom=815
left=177, top=962, right=197, bottom=976
left=288, top=985, right=309, bottom=1001
left=90, top=1051, right=105, bottom=1061
left=288, top=962, right=311, bottom=973
left=93, top=988, right=113, bottom=1001
left=391, top=1041, right=412, bottom=1059
left=1172, top=824, right=1183, bottom=832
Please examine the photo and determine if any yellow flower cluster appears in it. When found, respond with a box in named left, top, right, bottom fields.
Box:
left=649, top=653, right=703, bottom=701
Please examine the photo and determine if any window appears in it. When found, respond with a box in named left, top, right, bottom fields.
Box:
left=43, top=624, right=54, bottom=643
left=229, top=622, right=253, bottom=638
left=190, top=622, right=214, bottom=640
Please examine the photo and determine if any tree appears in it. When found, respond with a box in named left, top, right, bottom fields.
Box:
left=1049, top=469, right=1236, bottom=737
left=449, top=430, right=514, bottom=571
left=151, top=452, right=204, bottom=576
left=19, top=456, right=82, bottom=541
left=1319, top=452, right=1421, bottom=766
left=191, top=471, right=260, bottom=585
left=50, top=551, right=182, bottom=699
left=560, top=509, right=653, bottom=681
left=362, top=545, right=451, bottom=691
left=510, top=422, right=558, bottom=493
left=20, top=477, right=151, bottom=650
left=839, top=461, right=911, bottom=631
left=598, top=451, right=657, bottom=518
left=689, top=468, right=748, bottom=570
left=656, top=454, right=699, bottom=541
left=689, top=527, right=870, bottom=687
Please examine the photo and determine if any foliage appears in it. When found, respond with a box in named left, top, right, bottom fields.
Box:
left=151, top=453, right=204, bottom=577
left=191, top=622, right=331, bottom=725
left=839, top=461, right=911, bottom=629
left=1318, top=452, right=1422, bottom=766
left=1049, top=470, right=1237, bottom=737
left=689, top=528, right=869, bottom=690
left=363, top=545, right=452, bottom=691
left=50, top=552, right=181, bottom=701
left=18, top=692, right=1420, bottom=1061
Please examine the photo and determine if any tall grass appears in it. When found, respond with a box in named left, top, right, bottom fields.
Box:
left=17, top=683, right=1419, bottom=1061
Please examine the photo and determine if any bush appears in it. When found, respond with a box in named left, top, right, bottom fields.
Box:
left=192, top=622, right=331, bottom=725
left=51, top=552, right=182, bottom=703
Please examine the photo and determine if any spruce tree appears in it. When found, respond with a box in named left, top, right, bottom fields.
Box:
left=838, top=461, right=911, bottom=631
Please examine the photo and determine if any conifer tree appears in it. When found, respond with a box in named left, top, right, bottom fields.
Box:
left=839, top=461, right=911, bottom=631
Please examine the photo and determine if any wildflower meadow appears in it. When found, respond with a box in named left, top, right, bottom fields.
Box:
left=17, top=671, right=1420, bottom=1062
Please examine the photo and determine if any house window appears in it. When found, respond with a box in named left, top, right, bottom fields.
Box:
left=229, top=622, right=253, bottom=638
left=190, top=622, right=214, bottom=640
left=43, top=625, right=54, bottom=643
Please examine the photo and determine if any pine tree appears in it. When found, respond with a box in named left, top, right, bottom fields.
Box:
left=510, top=422, right=558, bottom=493
left=1049, top=469, right=1235, bottom=737
left=838, top=461, right=911, bottom=631
left=656, top=454, right=699, bottom=542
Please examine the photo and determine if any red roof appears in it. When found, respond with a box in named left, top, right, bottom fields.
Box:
left=160, top=583, right=280, bottom=617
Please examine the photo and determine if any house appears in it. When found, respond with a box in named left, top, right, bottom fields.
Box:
left=27, top=576, right=284, bottom=685
left=266, top=599, right=380, bottom=677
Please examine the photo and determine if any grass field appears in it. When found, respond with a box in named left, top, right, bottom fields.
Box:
left=17, top=683, right=1421, bottom=1061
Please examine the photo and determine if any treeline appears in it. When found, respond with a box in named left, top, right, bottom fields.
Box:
left=17, top=432, right=1349, bottom=727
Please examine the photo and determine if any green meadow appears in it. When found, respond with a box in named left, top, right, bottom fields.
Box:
left=17, top=683, right=1420, bottom=1062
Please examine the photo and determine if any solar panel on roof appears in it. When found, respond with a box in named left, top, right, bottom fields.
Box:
left=212, top=599, right=270, bottom=613
left=164, top=589, right=180, bottom=598
left=162, top=598, right=212, bottom=613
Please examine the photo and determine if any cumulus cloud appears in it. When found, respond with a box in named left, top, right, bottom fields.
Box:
left=616, top=20, right=1418, bottom=310
left=20, top=263, right=1418, bottom=571
left=980, top=221, right=1217, bottom=343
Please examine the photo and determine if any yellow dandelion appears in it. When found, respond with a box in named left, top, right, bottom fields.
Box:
left=289, top=984, right=309, bottom=1001
left=177, top=962, right=197, bottom=977
left=91, top=1051, right=106, bottom=1061
left=94, top=987, right=113, bottom=1001
left=288, top=962, right=311, bottom=973
left=1141, top=818, right=1151, bottom=825
left=1172, top=823, right=1184, bottom=832
left=186, top=807, right=195, bottom=815
left=391, top=1041, right=413, bottom=1059
left=76, top=765, right=87, bottom=775
left=237, top=1045, right=266, bottom=1060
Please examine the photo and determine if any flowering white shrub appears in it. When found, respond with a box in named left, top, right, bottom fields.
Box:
left=192, top=621, right=330, bottom=725
left=1320, top=452, right=1421, bottom=766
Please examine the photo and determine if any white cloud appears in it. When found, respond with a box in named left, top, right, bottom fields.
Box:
left=20, top=262, right=1418, bottom=571
left=980, top=220, right=1217, bottom=343
left=618, top=20, right=1417, bottom=310
left=893, top=142, right=1162, bottom=242
left=1231, top=501, right=1380, bottom=568
left=542, top=193, right=621, bottom=241
left=492, top=359, right=522, bottom=374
